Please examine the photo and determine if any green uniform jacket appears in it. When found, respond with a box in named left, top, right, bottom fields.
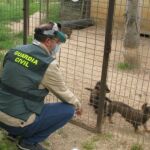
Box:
left=0, top=44, right=54, bottom=121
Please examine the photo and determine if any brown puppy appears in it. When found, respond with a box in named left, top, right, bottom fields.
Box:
left=105, top=101, right=150, bottom=132
left=85, top=81, right=110, bottom=112
left=141, top=103, right=150, bottom=132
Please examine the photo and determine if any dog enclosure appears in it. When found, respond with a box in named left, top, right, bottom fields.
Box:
left=0, top=0, right=150, bottom=149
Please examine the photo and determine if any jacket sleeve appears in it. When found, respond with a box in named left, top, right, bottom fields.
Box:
left=40, top=60, right=81, bottom=109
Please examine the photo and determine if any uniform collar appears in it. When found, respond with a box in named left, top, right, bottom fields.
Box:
left=32, top=39, right=50, bottom=55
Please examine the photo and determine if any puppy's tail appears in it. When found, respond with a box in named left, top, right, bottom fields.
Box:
left=105, top=97, right=112, bottom=103
left=85, top=87, right=93, bottom=91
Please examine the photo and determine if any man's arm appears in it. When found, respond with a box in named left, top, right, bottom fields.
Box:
left=41, top=60, right=82, bottom=112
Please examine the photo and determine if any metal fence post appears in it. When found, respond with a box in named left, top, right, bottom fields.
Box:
left=23, top=0, right=29, bottom=44
left=82, top=0, right=91, bottom=19
left=96, top=0, right=116, bottom=133
left=46, top=0, right=49, bottom=21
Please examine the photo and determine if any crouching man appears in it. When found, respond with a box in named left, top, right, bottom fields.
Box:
left=0, top=22, right=82, bottom=150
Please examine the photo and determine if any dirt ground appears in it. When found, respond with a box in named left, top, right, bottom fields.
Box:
left=43, top=122, right=150, bottom=150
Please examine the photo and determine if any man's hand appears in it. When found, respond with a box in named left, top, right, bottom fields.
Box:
left=75, top=108, right=83, bottom=116
left=74, top=99, right=82, bottom=116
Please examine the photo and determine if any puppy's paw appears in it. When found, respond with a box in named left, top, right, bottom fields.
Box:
left=135, top=130, right=142, bottom=134
left=109, top=121, right=113, bottom=124
left=108, top=118, right=113, bottom=124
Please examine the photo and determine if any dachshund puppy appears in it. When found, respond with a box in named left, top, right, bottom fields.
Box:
left=85, top=81, right=110, bottom=113
left=105, top=101, right=150, bottom=132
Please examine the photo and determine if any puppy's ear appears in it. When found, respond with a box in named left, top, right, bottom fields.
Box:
left=106, top=85, right=110, bottom=93
left=85, top=87, right=93, bottom=91
left=141, top=103, right=147, bottom=111
left=95, top=81, right=101, bottom=89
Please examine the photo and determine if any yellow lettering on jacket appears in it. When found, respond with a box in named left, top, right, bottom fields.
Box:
left=14, top=51, right=39, bottom=65
left=15, top=57, right=29, bottom=68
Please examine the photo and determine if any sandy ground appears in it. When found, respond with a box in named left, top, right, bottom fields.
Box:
left=43, top=122, right=150, bottom=150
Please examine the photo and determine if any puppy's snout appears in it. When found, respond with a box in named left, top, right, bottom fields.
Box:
left=106, top=86, right=110, bottom=93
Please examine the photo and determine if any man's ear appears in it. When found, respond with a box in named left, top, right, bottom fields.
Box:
left=44, top=38, right=52, bottom=46
left=45, top=38, right=51, bottom=43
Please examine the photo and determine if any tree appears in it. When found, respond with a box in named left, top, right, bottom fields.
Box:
left=123, top=0, right=142, bottom=68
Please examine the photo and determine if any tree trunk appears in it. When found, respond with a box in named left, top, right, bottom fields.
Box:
left=61, top=18, right=94, bottom=29
left=60, top=18, right=94, bottom=38
left=123, top=0, right=141, bottom=68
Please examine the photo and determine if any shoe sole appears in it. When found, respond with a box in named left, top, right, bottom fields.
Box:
left=17, top=144, right=31, bottom=150
left=7, top=135, right=17, bottom=142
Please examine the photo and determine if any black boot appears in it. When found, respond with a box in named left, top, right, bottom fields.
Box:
left=18, top=139, right=48, bottom=150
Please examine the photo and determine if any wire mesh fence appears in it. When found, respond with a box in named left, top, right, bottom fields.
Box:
left=0, top=0, right=150, bottom=149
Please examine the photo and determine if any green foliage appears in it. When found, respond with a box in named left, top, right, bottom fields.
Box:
left=46, top=2, right=61, bottom=22
left=0, top=25, right=22, bottom=50
left=82, top=140, right=95, bottom=150
left=0, top=0, right=61, bottom=50
left=0, top=0, right=22, bottom=23
left=0, top=50, right=7, bottom=63
left=82, top=136, right=99, bottom=150
left=29, top=1, right=40, bottom=15
left=0, top=32, right=11, bottom=42
left=0, top=0, right=40, bottom=50
left=0, top=0, right=39, bottom=23
left=82, top=133, right=113, bottom=150
left=0, top=131, right=17, bottom=150
left=27, top=35, right=34, bottom=44
left=130, top=143, right=143, bottom=150
left=0, top=130, right=49, bottom=150
left=15, top=31, right=23, bottom=39
left=117, top=62, right=136, bottom=70
left=0, top=40, right=13, bottom=50
left=100, top=133, right=113, bottom=141
left=42, top=140, right=51, bottom=147
left=0, top=25, right=14, bottom=50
